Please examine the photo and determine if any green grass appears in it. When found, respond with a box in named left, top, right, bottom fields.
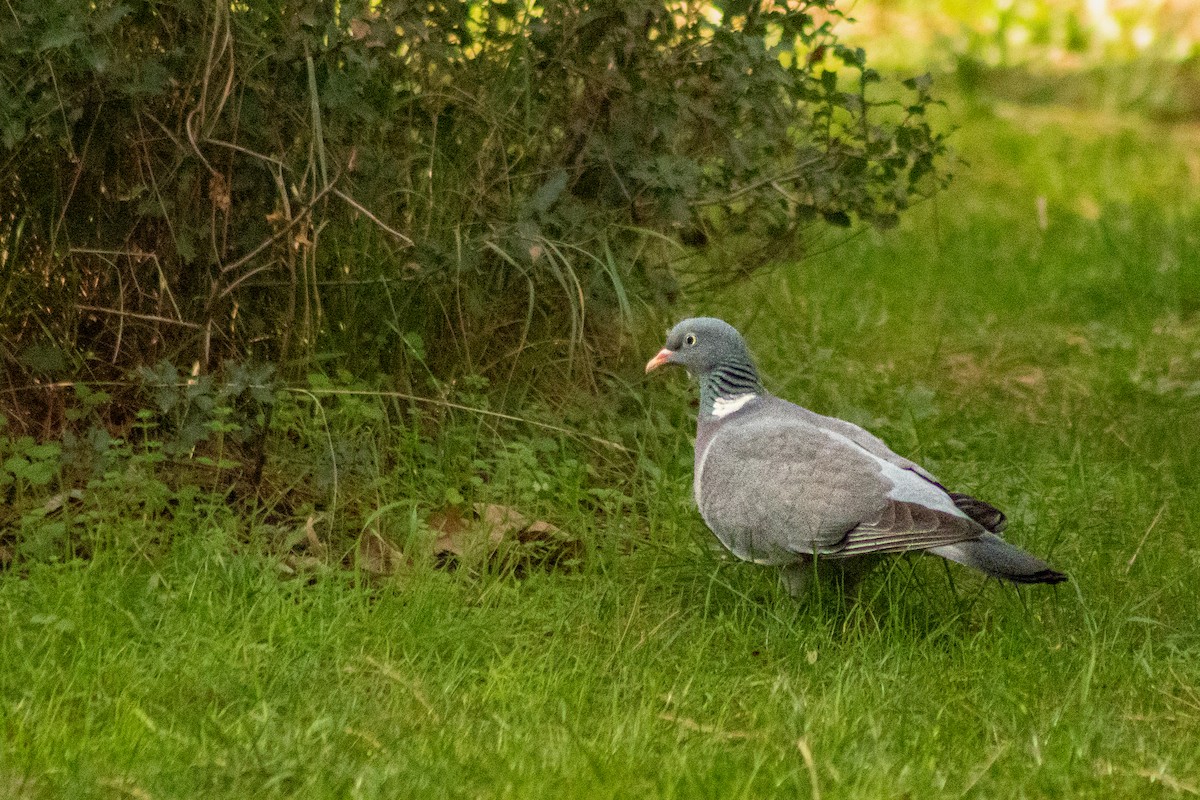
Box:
left=4, top=98, right=1200, bottom=797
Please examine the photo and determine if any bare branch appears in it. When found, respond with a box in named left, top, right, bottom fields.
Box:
left=77, top=305, right=202, bottom=329
left=333, top=189, right=415, bottom=247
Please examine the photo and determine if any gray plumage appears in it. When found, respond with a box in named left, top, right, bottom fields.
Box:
left=645, top=317, right=1066, bottom=595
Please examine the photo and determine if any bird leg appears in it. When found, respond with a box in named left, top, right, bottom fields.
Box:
left=779, top=555, right=882, bottom=601
left=779, top=558, right=816, bottom=598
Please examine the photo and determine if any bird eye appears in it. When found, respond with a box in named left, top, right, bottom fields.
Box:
left=684, top=334, right=697, bottom=346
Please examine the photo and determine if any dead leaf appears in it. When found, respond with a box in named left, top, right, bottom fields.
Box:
left=429, top=503, right=517, bottom=561
left=1134, top=768, right=1199, bottom=795
left=476, top=502, right=530, bottom=535
left=1064, top=332, right=1091, bottom=350
left=303, top=515, right=326, bottom=556
left=98, top=779, right=153, bottom=800
left=291, top=224, right=313, bottom=251
left=429, top=506, right=487, bottom=560
left=1012, top=366, right=1046, bottom=388
left=344, top=726, right=383, bottom=751
left=281, top=554, right=326, bottom=575
left=945, top=352, right=986, bottom=387
left=659, top=712, right=758, bottom=741
left=209, top=171, right=231, bottom=213
left=363, top=655, right=440, bottom=720
left=943, top=352, right=1051, bottom=420
left=520, top=519, right=560, bottom=542
left=1076, top=194, right=1101, bottom=221
left=43, top=489, right=84, bottom=514
left=0, top=775, right=41, bottom=800
left=347, top=11, right=385, bottom=47
left=357, top=530, right=408, bottom=576
left=796, top=737, right=822, bottom=800
left=428, top=503, right=580, bottom=569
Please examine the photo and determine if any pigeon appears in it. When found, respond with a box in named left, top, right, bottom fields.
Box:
left=645, top=316, right=1067, bottom=596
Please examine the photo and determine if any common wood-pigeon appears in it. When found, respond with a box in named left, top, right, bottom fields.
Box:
left=646, top=317, right=1067, bottom=596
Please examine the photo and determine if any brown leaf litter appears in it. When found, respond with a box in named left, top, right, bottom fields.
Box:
left=428, top=502, right=580, bottom=570
left=278, top=504, right=579, bottom=580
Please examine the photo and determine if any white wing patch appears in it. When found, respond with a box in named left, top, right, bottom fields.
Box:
left=711, top=393, right=758, bottom=418
left=821, top=429, right=969, bottom=519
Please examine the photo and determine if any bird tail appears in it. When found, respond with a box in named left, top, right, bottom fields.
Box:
left=930, top=533, right=1067, bottom=585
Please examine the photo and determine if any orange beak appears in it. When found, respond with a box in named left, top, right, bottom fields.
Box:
left=644, top=348, right=673, bottom=373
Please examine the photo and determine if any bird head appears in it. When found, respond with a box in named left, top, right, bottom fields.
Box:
left=644, top=317, right=753, bottom=377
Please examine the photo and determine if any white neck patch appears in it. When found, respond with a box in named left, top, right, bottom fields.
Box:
left=711, top=393, right=758, bottom=418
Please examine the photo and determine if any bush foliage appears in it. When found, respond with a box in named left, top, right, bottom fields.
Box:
left=1, top=0, right=946, bottom=417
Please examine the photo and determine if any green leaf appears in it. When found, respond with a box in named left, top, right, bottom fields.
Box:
left=27, top=443, right=61, bottom=460
left=403, top=332, right=426, bottom=361
left=491, top=1, right=519, bottom=20
left=38, top=24, right=84, bottom=52
left=19, top=343, right=69, bottom=376
left=92, top=4, right=132, bottom=34
left=528, top=169, right=569, bottom=217
left=133, top=60, right=170, bottom=96
left=902, top=73, right=933, bottom=93
left=3, top=119, right=26, bottom=149
left=872, top=212, right=900, bottom=230
left=175, top=230, right=196, bottom=263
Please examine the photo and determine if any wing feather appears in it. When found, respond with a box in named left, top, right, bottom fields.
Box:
left=947, top=492, right=1008, bottom=533
left=831, top=500, right=984, bottom=557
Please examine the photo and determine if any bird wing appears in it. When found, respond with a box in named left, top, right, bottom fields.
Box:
left=835, top=499, right=983, bottom=556
left=696, top=411, right=983, bottom=564
left=794, top=402, right=945, bottom=485
left=787, top=399, right=1010, bottom=534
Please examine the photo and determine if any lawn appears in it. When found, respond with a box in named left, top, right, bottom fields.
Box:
left=4, top=64, right=1200, bottom=800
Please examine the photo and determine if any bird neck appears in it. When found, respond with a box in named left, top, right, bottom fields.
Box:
left=699, top=359, right=763, bottom=418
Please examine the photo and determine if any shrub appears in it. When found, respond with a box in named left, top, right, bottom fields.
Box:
left=0, top=0, right=946, bottom=423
